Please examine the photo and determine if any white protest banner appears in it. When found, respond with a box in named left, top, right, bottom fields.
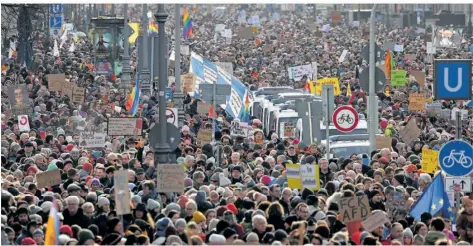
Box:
left=181, top=45, right=190, bottom=56
left=338, top=49, right=348, bottom=63
left=312, top=62, right=318, bottom=80
left=107, top=118, right=143, bottom=136
left=114, top=170, right=131, bottom=215
left=339, top=195, right=371, bottom=223
left=394, top=44, right=404, bottom=52
left=222, top=29, right=232, bottom=38
left=426, top=42, right=436, bottom=54
left=18, top=115, right=30, bottom=132
left=79, top=132, right=106, bottom=148
left=228, top=88, right=243, bottom=118
left=215, top=62, right=233, bottom=76
left=300, top=165, right=320, bottom=190
left=288, top=64, right=313, bottom=81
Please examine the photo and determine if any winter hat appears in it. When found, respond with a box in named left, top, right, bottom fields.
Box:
left=147, top=199, right=160, bottom=211
left=101, top=233, right=122, bottom=245
left=394, top=174, right=405, bottom=186
left=107, top=218, right=121, bottom=231
left=208, top=218, right=219, bottom=232
left=216, top=220, right=230, bottom=233
left=184, top=178, right=193, bottom=189
left=66, top=144, right=75, bottom=152
left=219, top=173, right=231, bottom=187
left=131, top=195, right=142, bottom=205
left=77, top=229, right=95, bottom=245
left=33, top=229, right=44, bottom=236
left=47, top=163, right=58, bottom=171
left=165, top=203, right=181, bottom=216
left=27, top=166, right=38, bottom=174
left=403, top=228, right=414, bottom=239
left=223, top=228, right=238, bottom=239
left=97, top=197, right=110, bottom=208
left=40, top=201, right=52, bottom=213
left=209, top=234, right=226, bottom=245
left=181, top=125, right=190, bottom=133
left=156, top=217, right=173, bottom=237
left=274, top=229, right=288, bottom=242
left=21, top=237, right=37, bottom=245
left=82, top=162, right=93, bottom=173
left=260, top=175, right=272, bottom=186
left=193, top=211, right=206, bottom=224
left=175, top=218, right=187, bottom=228
left=28, top=205, right=42, bottom=215
left=60, top=225, right=73, bottom=237
left=226, top=203, right=238, bottom=215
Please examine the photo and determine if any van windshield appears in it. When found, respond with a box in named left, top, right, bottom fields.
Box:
left=330, top=145, right=371, bottom=158
left=320, top=128, right=368, bottom=140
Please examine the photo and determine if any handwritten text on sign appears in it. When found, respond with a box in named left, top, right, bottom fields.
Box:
left=339, top=195, right=371, bottom=223
left=107, top=118, right=143, bottom=136
left=157, top=164, right=185, bottom=193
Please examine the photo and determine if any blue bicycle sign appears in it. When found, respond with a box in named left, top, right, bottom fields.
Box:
left=439, top=140, right=473, bottom=177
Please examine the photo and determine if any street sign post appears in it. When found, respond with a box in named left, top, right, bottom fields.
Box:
left=360, top=67, right=386, bottom=92
left=332, top=105, right=359, bottom=133
left=445, top=177, right=472, bottom=192
left=361, top=43, right=385, bottom=63
left=434, top=59, right=472, bottom=100
left=438, top=140, right=473, bottom=177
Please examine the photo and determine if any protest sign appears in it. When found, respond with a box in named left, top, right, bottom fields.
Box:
left=408, top=93, right=426, bottom=111
left=410, top=70, right=426, bottom=87
left=181, top=74, right=196, bottom=93
left=280, top=122, right=294, bottom=138
left=114, top=170, right=131, bottom=215
left=362, top=212, right=389, bottom=232
left=300, top=165, right=320, bottom=190
left=421, top=148, right=440, bottom=174
left=157, top=164, right=185, bottom=193
left=18, top=115, right=30, bottom=132
left=181, top=45, right=190, bottom=56
left=426, top=102, right=442, bottom=116
left=315, top=78, right=341, bottom=96
left=391, top=70, right=407, bottom=86
left=36, top=169, right=61, bottom=189
left=47, top=74, right=66, bottom=92
left=394, top=44, right=404, bottom=52
left=230, top=120, right=249, bottom=137
left=338, top=49, right=348, bottom=62
left=286, top=164, right=302, bottom=189
left=197, top=101, right=211, bottom=115
left=236, top=27, right=254, bottom=39
left=287, top=64, right=313, bottom=81
left=197, top=129, right=212, bottom=145
left=107, top=118, right=143, bottom=136
left=376, top=135, right=391, bottom=149
left=339, top=195, right=371, bottom=223
left=62, top=81, right=74, bottom=99
left=72, top=85, right=85, bottom=104
left=7, top=85, right=29, bottom=109
left=79, top=132, right=106, bottom=148
left=399, top=119, right=421, bottom=146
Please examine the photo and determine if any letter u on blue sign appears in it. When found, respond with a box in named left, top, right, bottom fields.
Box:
left=434, top=60, right=472, bottom=100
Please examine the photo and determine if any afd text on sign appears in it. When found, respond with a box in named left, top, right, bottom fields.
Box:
left=434, top=59, right=472, bottom=100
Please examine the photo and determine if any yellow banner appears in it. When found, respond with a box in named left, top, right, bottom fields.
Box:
left=421, top=148, right=439, bottom=174
left=128, top=22, right=140, bottom=44
left=315, top=77, right=341, bottom=96
left=286, top=164, right=302, bottom=189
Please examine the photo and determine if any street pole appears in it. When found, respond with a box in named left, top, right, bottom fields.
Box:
left=369, top=4, right=378, bottom=152
left=174, top=4, right=185, bottom=128
left=111, top=4, right=115, bottom=16
left=87, top=4, right=91, bottom=34
left=325, top=87, right=330, bottom=160
left=93, top=4, right=97, bottom=18
left=154, top=4, right=171, bottom=164
left=140, top=4, right=151, bottom=95
left=121, top=4, right=132, bottom=89
left=467, top=4, right=473, bottom=39
left=456, top=111, right=462, bottom=139
left=46, top=6, right=50, bottom=48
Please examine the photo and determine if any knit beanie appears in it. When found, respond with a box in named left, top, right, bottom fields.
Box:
left=47, top=163, right=58, bottom=171
left=193, top=211, right=206, bottom=224
left=77, top=229, right=95, bottom=245
left=97, top=197, right=110, bottom=208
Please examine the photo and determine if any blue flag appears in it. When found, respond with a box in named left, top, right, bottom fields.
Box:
left=410, top=173, right=456, bottom=223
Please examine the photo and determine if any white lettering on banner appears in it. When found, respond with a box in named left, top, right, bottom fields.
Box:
left=79, top=132, right=106, bottom=148
left=286, top=166, right=301, bottom=178
left=107, top=118, right=143, bottom=136
left=203, top=65, right=218, bottom=84
left=229, top=88, right=243, bottom=117
left=288, top=64, right=313, bottom=81
left=216, top=62, right=233, bottom=78
left=300, top=165, right=318, bottom=189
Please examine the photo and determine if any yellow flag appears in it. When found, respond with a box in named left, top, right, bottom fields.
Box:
left=347, top=81, right=352, bottom=96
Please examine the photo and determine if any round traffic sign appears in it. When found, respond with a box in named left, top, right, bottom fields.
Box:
left=166, top=108, right=177, bottom=126
left=332, top=105, right=359, bottom=133
left=438, top=140, right=473, bottom=177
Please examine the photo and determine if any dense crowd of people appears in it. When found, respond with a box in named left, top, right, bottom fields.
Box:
left=2, top=3, right=473, bottom=246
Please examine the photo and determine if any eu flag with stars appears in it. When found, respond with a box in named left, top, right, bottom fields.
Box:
left=410, top=173, right=456, bottom=223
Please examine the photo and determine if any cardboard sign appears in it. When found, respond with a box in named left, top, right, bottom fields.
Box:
left=375, top=135, right=391, bottom=149
left=362, top=212, right=389, bottom=232
left=114, top=170, right=131, bottom=215
left=391, top=70, right=407, bottom=87
left=79, top=132, right=106, bottom=148
left=197, top=129, right=212, bottom=145
left=236, top=27, right=254, bottom=39
left=426, top=102, right=442, bottom=116
left=72, top=85, right=85, bottom=104
left=409, top=70, right=425, bottom=87
left=399, top=119, right=421, bottom=146
left=197, top=101, right=210, bottom=115
left=47, top=74, right=66, bottom=92
left=421, top=148, right=440, bottom=174
left=107, top=118, right=143, bottom=136
left=36, top=169, right=61, bottom=189
left=157, top=164, right=185, bottom=193
left=62, top=81, right=74, bottom=99
left=408, top=93, right=426, bottom=111
left=181, top=74, right=196, bottom=93
left=339, top=195, right=371, bottom=223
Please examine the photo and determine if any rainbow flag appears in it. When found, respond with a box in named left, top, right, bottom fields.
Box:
left=183, top=6, right=193, bottom=39
left=44, top=200, right=60, bottom=245
left=385, top=50, right=394, bottom=79
left=125, top=73, right=141, bottom=116
left=241, top=92, right=250, bottom=123
left=148, top=18, right=158, bottom=35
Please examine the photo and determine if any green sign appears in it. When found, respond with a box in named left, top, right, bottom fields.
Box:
left=391, top=70, right=407, bottom=87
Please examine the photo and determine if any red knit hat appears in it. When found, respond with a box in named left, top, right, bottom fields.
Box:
left=27, top=166, right=38, bottom=174
left=260, top=175, right=272, bottom=186
left=226, top=203, right=238, bottom=215
left=60, top=225, right=73, bottom=237
left=21, top=237, right=37, bottom=245
left=82, top=162, right=93, bottom=173
left=66, top=144, right=75, bottom=152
